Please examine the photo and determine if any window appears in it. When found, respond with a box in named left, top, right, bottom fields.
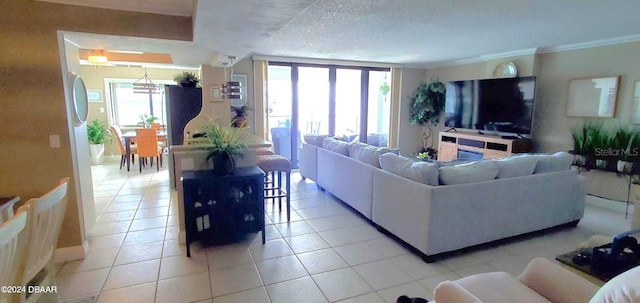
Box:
left=107, top=79, right=173, bottom=127
left=266, top=63, right=391, bottom=167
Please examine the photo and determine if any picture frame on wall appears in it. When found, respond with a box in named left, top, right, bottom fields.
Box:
left=87, top=89, right=103, bottom=103
left=210, top=85, right=224, bottom=102
left=632, top=81, right=640, bottom=123
left=566, top=76, right=619, bottom=118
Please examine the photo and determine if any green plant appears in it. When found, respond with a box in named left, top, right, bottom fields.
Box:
left=173, top=71, right=200, bottom=87
left=621, top=132, right=640, bottom=161
left=87, top=119, right=112, bottom=145
left=198, top=120, right=248, bottom=173
left=570, top=122, right=602, bottom=155
left=138, top=114, right=158, bottom=126
left=409, top=78, right=446, bottom=150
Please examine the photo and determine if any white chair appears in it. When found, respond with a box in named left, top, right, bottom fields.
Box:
left=433, top=257, right=640, bottom=303
left=17, top=178, right=69, bottom=303
left=0, top=209, right=28, bottom=303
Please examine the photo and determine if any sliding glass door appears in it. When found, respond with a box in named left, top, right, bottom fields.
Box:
left=267, top=63, right=391, bottom=168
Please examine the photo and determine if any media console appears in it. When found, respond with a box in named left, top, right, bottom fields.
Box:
left=437, top=131, right=532, bottom=161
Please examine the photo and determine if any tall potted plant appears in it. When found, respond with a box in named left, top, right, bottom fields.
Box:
left=409, top=78, right=446, bottom=157
left=199, top=121, right=247, bottom=175
left=87, top=119, right=112, bottom=165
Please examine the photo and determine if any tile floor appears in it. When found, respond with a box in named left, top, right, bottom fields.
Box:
left=55, top=157, right=633, bottom=303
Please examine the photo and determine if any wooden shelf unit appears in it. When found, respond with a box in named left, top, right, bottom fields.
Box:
left=437, top=131, right=532, bottom=161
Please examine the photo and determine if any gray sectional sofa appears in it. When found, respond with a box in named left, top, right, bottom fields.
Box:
left=299, top=138, right=586, bottom=262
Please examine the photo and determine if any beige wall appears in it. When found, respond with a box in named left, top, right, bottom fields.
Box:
left=398, top=68, right=430, bottom=154
left=81, top=65, right=199, bottom=156
left=0, top=0, right=192, bottom=249
left=534, top=41, right=640, bottom=201
left=423, top=42, right=640, bottom=201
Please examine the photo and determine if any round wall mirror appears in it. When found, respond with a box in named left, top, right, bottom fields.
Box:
left=71, top=74, right=89, bottom=126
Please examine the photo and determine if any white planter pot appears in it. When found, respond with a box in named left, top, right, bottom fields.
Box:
left=89, top=144, right=105, bottom=165
left=617, top=160, right=634, bottom=174
left=574, top=154, right=587, bottom=166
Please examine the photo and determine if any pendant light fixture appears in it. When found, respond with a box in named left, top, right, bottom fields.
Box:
left=133, top=68, right=160, bottom=94
left=222, top=56, right=241, bottom=99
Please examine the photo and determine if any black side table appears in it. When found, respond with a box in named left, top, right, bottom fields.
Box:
left=182, top=166, right=265, bottom=257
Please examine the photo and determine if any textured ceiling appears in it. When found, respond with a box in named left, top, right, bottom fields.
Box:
left=58, top=0, right=640, bottom=68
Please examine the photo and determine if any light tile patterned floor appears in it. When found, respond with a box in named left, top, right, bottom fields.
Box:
left=56, top=157, right=633, bottom=303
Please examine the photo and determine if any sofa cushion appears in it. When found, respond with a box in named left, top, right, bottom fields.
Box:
left=493, top=156, right=538, bottom=178
left=348, top=142, right=391, bottom=168
left=304, top=135, right=328, bottom=147
left=534, top=152, right=573, bottom=174
left=379, top=153, right=439, bottom=186
left=589, top=265, right=640, bottom=303
left=439, top=160, right=499, bottom=185
left=322, top=137, right=349, bottom=156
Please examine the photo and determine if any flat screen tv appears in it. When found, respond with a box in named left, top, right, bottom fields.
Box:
left=444, top=76, right=536, bottom=136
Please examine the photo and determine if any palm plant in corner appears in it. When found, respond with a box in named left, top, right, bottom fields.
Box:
left=199, top=119, right=247, bottom=175
left=409, top=78, right=446, bottom=159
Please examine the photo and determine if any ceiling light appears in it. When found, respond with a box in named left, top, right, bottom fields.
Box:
left=87, top=50, right=108, bottom=64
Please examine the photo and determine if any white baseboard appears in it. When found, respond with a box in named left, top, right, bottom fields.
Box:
left=55, top=240, right=89, bottom=263
left=179, top=230, right=186, bottom=244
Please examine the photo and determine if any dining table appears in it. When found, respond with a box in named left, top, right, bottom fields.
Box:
left=122, top=130, right=167, bottom=172
left=0, top=196, right=20, bottom=224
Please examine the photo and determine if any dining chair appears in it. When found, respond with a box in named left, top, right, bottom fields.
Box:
left=150, top=123, right=162, bottom=130
left=135, top=128, right=163, bottom=172
left=150, top=123, right=167, bottom=151
left=17, top=177, right=69, bottom=303
left=0, top=209, right=28, bottom=303
left=111, top=125, right=137, bottom=170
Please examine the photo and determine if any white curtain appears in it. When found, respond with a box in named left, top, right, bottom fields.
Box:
left=252, top=59, right=269, bottom=139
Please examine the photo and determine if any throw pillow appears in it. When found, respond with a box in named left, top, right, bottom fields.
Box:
left=348, top=141, right=391, bottom=168
left=493, top=156, right=538, bottom=178
left=304, top=135, right=327, bottom=147
left=322, top=137, right=349, bottom=156
left=379, top=153, right=439, bottom=186
left=534, top=152, right=573, bottom=173
left=439, top=160, right=499, bottom=185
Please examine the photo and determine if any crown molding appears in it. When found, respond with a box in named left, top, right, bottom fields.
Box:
left=538, top=34, right=640, bottom=54
left=421, top=48, right=539, bottom=69
left=251, top=55, right=404, bottom=69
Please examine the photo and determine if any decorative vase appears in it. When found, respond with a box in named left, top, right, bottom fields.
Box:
left=89, top=143, right=105, bottom=165
left=617, top=160, right=634, bottom=174
left=211, top=153, right=236, bottom=175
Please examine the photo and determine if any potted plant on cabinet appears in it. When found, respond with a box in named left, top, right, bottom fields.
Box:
left=87, top=119, right=112, bottom=165
left=570, top=123, right=596, bottom=166
left=199, top=121, right=247, bottom=175
left=173, top=71, right=200, bottom=88
left=589, top=126, right=610, bottom=169
left=409, top=78, right=446, bottom=158
left=138, top=114, right=158, bottom=128
left=618, top=132, right=640, bottom=174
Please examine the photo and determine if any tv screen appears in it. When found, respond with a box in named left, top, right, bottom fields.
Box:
left=444, top=76, right=536, bottom=135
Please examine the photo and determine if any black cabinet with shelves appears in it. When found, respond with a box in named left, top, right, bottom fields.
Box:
left=182, top=166, right=265, bottom=256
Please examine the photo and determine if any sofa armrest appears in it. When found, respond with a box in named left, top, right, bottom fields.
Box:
left=518, top=258, right=599, bottom=303
left=434, top=281, right=482, bottom=303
